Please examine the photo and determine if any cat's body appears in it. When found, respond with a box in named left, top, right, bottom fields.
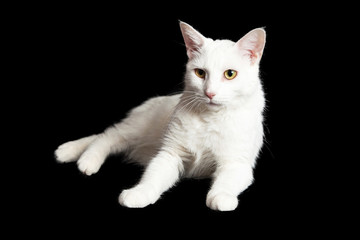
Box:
left=55, top=22, right=266, bottom=211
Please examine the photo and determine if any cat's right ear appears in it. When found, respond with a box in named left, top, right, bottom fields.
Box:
left=179, top=21, right=206, bottom=59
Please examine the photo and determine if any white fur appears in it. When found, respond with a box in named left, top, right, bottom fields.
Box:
left=55, top=22, right=266, bottom=211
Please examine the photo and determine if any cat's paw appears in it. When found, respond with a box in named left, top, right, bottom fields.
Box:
left=55, top=141, right=82, bottom=163
left=206, top=192, right=238, bottom=211
left=77, top=153, right=103, bottom=176
left=119, top=185, right=159, bottom=208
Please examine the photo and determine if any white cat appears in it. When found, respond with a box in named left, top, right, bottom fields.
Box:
left=55, top=21, right=266, bottom=211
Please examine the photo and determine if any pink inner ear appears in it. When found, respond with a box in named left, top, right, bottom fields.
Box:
left=241, top=49, right=258, bottom=64
left=248, top=50, right=259, bottom=64
left=235, top=28, right=265, bottom=65
left=184, top=34, right=204, bottom=59
left=180, top=22, right=206, bottom=59
left=186, top=38, right=202, bottom=57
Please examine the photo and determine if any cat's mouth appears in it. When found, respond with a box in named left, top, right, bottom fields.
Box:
left=201, top=96, right=224, bottom=108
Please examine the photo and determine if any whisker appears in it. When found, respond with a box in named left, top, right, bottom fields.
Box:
left=164, top=90, right=208, bottom=124
left=177, top=97, right=198, bottom=114
left=184, top=95, right=206, bottom=114
left=186, top=99, right=198, bottom=113
left=162, top=93, right=199, bottom=123
left=163, top=95, right=198, bottom=132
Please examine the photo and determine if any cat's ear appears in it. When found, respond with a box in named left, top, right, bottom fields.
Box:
left=235, top=28, right=266, bottom=65
left=179, top=21, right=206, bottom=59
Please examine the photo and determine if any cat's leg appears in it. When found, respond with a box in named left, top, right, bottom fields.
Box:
left=76, top=125, right=129, bottom=176
left=119, top=150, right=183, bottom=208
left=206, top=162, right=253, bottom=211
left=55, top=135, right=98, bottom=163
left=55, top=129, right=126, bottom=176
left=56, top=96, right=171, bottom=175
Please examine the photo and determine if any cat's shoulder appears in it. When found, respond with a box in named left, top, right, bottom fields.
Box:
left=148, top=94, right=181, bottom=103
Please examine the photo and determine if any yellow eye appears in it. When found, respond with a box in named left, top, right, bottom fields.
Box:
left=224, top=69, right=237, bottom=80
left=194, top=68, right=206, bottom=79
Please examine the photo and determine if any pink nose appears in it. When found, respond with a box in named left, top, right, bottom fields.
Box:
left=205, top=92, right=216, bottom=99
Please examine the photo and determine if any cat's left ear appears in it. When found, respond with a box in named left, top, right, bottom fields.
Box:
left=235, top=28, right=266, bottom=65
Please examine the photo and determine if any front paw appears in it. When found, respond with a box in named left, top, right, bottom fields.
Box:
left=119, top=185, right=160, bottom=208
left=206, top=192, right=238, bottom=211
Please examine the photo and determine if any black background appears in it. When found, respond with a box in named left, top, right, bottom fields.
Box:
left=7, top=2, right=349, bottom=237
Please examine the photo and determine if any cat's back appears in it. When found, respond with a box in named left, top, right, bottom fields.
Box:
left=129, top=94, right=181, bottom=122
left=124, top=94, right=181, bottom=164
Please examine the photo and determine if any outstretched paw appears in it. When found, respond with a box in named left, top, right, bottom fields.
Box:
left=119, top=185, right=160, bottom=208
left=206, top=192, right=238, bottom=211
left=55, top=141, right=83, bottom=163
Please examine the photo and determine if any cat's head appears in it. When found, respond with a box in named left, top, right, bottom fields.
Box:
left=180, top=21, right=266, bottom=109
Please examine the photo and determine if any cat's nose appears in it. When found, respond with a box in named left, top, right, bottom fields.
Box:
left=205, top=92, right=216, bottom=100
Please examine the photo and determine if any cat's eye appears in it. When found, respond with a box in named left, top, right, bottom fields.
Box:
left=194, top=68, right=206, bottom=79
left=224, top=69, right=237, bottom=80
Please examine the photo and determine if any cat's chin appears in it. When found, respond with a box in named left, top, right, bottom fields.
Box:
left=206, top=100, right=223, bottom=108
left=208, top=102, right=221, bottom=106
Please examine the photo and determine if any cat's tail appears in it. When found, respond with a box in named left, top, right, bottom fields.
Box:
left=55, top=135, right=98, bottom=163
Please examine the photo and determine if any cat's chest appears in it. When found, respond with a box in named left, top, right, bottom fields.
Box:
left=174, top=113, right=236, bottom=155
left=171, top=114, right=238, bottom=177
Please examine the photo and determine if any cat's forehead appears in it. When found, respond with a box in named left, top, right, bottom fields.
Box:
left=204, top=39, right=235, bottom=54
left=210, top=39, right=235, bottom=47
left=196, top=39, right=241, bottom=69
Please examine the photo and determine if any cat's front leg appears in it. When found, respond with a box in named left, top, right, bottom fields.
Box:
left=119, top=150, right=183, bottom=208
left=119, top=184, right=159, bottom=208
left=206, top=162, right=253, bottom=211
